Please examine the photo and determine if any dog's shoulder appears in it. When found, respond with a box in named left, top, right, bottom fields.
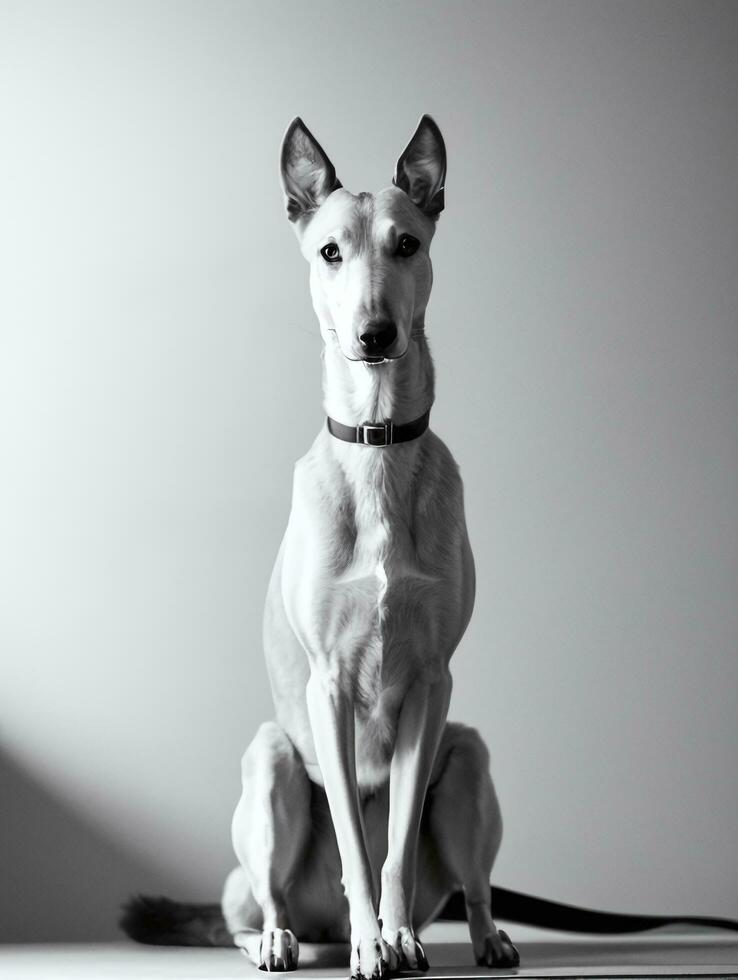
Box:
left=290, top=430, right=352, bottom=508
left=413, top=429, right=465, bottom=511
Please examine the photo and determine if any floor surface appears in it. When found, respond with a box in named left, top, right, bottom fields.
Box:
left=2, top=923, right=737, bottom=979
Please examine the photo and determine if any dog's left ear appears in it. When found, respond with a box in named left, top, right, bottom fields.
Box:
left=393, top=114, right=446, bottom=219
left=280, top=117, right=343, bottom=223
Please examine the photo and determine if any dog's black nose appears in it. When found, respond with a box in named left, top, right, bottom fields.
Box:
left=359, top=322, right=398, bottom=356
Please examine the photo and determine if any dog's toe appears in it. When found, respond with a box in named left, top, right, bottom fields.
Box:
left=350, top=935, right=398, bottom=980
left=381, top=925, right=430, bottom=972
left=475, top=929, right=520, bottom=968
left=258, top=929, right=299, bottom=972
left=498, top=930, right=520, bottom=966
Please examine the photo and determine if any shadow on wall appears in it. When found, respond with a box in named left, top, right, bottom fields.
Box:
left=0, top=747, right=185, bottom=942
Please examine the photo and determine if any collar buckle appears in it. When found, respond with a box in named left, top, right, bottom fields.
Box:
left=356, top=420, right=394, bottom=447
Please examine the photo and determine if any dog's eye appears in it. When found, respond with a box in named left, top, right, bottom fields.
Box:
left=396, top=234, right=420, bottom=258
left=320, top=242, right=342, bottom=263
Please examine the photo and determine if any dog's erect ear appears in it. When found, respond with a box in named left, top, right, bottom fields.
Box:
left=393, top=114, right=446, bottom=219
left=280, top=117, right=343, bottom=223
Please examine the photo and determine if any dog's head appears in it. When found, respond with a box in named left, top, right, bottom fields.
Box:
left=280, top=116, right=446, bottom=364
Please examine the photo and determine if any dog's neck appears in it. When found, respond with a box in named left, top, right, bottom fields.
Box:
left=321, top=332, right=435, bottom=431
left=320, top=331, right=435, bottom=508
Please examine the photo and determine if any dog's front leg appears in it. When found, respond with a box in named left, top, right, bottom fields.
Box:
left=305, top=673, right=398, bottom=980
left=379, top=671, right=452, bottom=970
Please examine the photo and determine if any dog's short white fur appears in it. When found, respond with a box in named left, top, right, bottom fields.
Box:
left=220, top=116, right=519, bottom=978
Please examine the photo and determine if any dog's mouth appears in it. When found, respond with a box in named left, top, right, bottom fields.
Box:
left=326, top=330, right=411, bottom=364
left=346, top=347, right=409, bottom=365
left=361, top=352, right=403, bottom=365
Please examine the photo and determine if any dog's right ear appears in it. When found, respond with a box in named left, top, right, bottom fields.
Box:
left=280, top=117, right=342, bottom=223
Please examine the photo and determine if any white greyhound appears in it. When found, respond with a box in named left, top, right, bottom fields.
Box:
left=218, top=115, right=519, bottom=978
left=120, top=115, right=738, bottom=977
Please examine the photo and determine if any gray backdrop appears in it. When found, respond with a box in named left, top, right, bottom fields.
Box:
left=1, top=0, right=736, bottom=941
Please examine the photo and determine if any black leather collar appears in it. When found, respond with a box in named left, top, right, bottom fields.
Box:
left=326, top=409, right=431, bottom=447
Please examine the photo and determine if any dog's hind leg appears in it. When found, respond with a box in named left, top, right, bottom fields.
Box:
left=421, top=722, right=520, bottom=968
left=230, top=721, right=311, bottom=970
left=221, top=866, right=262, bottom=956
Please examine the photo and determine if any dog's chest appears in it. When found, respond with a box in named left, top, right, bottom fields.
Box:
left=319, top=451, right=446, bottom=699
left=322, top=467, right=431, bottom=784
left=284, top=431, right=471, bottom=788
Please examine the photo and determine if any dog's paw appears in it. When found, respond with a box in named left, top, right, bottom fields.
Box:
left=257, top=928, right=299, bottom=971
left=381, top=925, right=429, bottom=972
left=474, top=928, right=520, bottom=968
left=350, top=933, right=399, bottom=980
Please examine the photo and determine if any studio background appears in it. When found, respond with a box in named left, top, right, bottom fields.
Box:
left=1, top=0, right=736, bottom=941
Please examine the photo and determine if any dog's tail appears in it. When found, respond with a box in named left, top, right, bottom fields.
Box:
left=119, top=895, right=232, bottom=947
left=120, top=889, right=738, bottom=946
left=439, top=886, right=738, bottom=934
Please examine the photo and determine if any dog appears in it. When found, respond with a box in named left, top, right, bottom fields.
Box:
left=120, top=116, right=738, bottom=975
left=213, top=115, right=520, bottom=978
